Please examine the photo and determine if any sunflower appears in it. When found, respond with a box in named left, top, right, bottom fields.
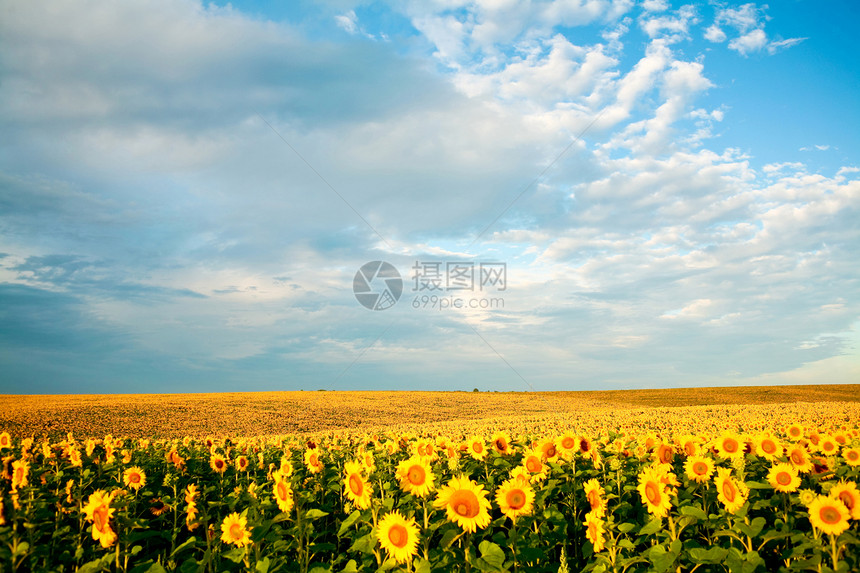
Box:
left=273, top=472, right=294, bottom=514
left=788, top=445, right=814, bottom=473
left=433, top=475, right=492, bottom=532
left=829, top=481, right=860, bottom=520
left=539, top=439, right=559, bottom=462
left=0, top=432, right=10, bottom=449
left=713, top=432, right=744, bottom=461
left=767, top=463, right=800, bottom=493
left=491, top=431, right=512, bottom=455
left=235, top=456, right=249, bottom=472
left=397, top=455, right=434, bottom=498
left=467, top=436, right=488, bottom=461
left=220, top=512, right=252, bottom=547
left=343, top=461, right=372, bottom=509
left=583, top=478, right=606, bottom=517
left=637, top=466, right=672, bottom=518
left=754, top=434, right=782, bottom=461
left=653, top=443, right=674, bottom=465
left=684, top=455, right=714, bottom=484
left=843, top=447, right=860, bottom=467
left=715, top=468, right=748, bottom=514
left=818, top=435, right=839, bottom=456
left=557, top=432, right=578, bottom=460
left=521, top=448, right=548, bottom=482
left=679, top=435, right=701, bottom=457
left=69, top=447, right=83, bottom=468
left=11, top=459, right=29, bottom=489
left=808, top=495, right=850, bottom=536
left=377, top=510, right=420, bottom=564
left=584, top=511, right=606, bottom=553
left=279, top=456, right=294, bottom=476
left=786, top=424, right=804, bottom=441
left=82, top=490, right=117, bottom=548
left=149, top=497, right=170, bottom=516
left=304, top=447, right=323, bottom=474
left=123, top=467, right=147, bottom=492
left=361, top=451, right=376, bottom=474
left=798, top=488, right=816, bottom=507
left=579, top=436, right=593, bottom=455
left=209, top=454, right=228, bottom=474
left=495, top=477, right=535, bottom=522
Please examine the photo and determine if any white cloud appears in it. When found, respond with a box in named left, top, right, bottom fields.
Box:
left=728, top=28, right=767, bottom=56
left=704, top=24, right=726, bottom=42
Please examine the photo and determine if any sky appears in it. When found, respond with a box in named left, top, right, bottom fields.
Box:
left=1, top=0, right=858, bottom=394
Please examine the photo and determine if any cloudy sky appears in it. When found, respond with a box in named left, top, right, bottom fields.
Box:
left=1, top=0, right=858, bottom=394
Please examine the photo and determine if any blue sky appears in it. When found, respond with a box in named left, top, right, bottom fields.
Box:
left=1, top=0, right=858, bottom=394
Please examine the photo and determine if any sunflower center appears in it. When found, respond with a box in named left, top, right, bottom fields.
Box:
left=587, top=490, right=600, bottom=509
left=723, top=439, right=738, bottom=453
left=526, top=456, right=542, bottom=473
left=819, top=506, right=841, bottom=524
left=388, top=523, right=408, bottom=548
left=450, top=490, right=479, bottom=518
left=495, top=439, right=507, bottom=450
left=580, top=439, right=591, bottom=452
left=230, top=523, right=243, bottom=540
left=848, top=451, right=859, bottom=461
left=791, top=450, right=804, bottom=464
left=506, top=489, right=526, bottom=509
left=276, top=481, right=289, bottom=500
left=129, top=473, right=140, bottom=484
left=822, top=442, right=835, bottom=452
left=722, top=480, right=736, bottom=502
left=684, top=442, right=696, bottom=456
left=693, top=461, right=708, bottom=475
left=838, top=492, right=855, bottom=510
left=561, top=437, right=576, bottom=449
left=407, top=465, right=425, bottom=486
left=776, top=472, right=792, bottom=486
left=544, top=445, right=557, bottom=458
left=762, top=440, right=776, bottom=454
left=93, top=505, right=108, bottom=532
left=310, top=454, right=319, bottom=466
left=349, top=474, right=364, bottom=496
left=472, top=442, right=483, bottom=453
left=645, top=481, right=661, bottom=505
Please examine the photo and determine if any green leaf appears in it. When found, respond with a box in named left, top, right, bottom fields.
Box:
left=689, top=547, right=728, bottom=564
left=350, top=531, right=377, bottom=554
left=476, top=540, right=506, bottom=571
left=222, top=547, right=246, bottom=563
left=129, top=563, right=168, bottom=573
left=305, top=509, right=329, bottom=520
left=440, top=528, right=461, bottom=549
left=170, top=536, right=197, bottom=558
left=616, top=522, right=636, bottom=533
left=338, top=510, right=361, bottom=537
left=639, top=518, right=664, bottom=536
left=255, top=556, right=271, bottom=573
left=745, top=481, right=770, bottom=490
left=413, top=558, right=431, bottom=573
left=340, top=560, right=359, bottom=573
left=679, top=505, right=707, bottom=521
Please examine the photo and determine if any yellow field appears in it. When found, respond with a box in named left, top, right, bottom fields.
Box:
left=2, top=384, right=858, bottom=439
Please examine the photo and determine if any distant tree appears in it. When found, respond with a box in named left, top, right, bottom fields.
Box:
left=473, top=388, right=479, bottom=392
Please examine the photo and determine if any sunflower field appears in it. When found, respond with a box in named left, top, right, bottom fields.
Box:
left=1, top=403, right=859, bottom=572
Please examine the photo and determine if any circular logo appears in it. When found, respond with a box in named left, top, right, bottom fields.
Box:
left=353, top=261, right=403, bottom=310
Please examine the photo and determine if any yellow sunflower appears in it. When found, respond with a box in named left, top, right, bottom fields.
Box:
left=829, top=481, right=860, bottom=520
left=491, top=431, right=512, bottom=455
left=433, top=475, right=492, bottom=532
left=557, top=432, right=578, bottom=460
left=654, top=443, right=675, bottom=465
left=343, top=461, right=373, bottom=510
left=714, top=468, right=748, bottom=514
left=788, top=445, right=814, bottom=473
left=754, top=434, right=782, bottom=462
left=304, top=447, right=323, bottom=474
left=521, top=448, right=548, bottom=482
left=273, top=472, right=294, bottom=514
left=786, top=424, right=804, bottom=441
left=82, top=490, right=117, bottom=548
left=123, top=466, right=147, bottom=492
left=539, top=439, right=559, bottom=462
left=767, top=463, right=800, bottom=493
left=0, top=432, right=10, bottom=449
left=210, top=454, right=228, bottom=475
left=637, top=466, right=672, bottom=518
left=843, top=447, right=860, bottom=467
left=495, top=477, right=535, bottom=522
left=467, top=436, right=488, bottom=461
left=684, top=455, right=714, bottom=484
left=713, top=432, right=745, bottom=461
left=220, top=512, right=252, bottom=547
left=583, top=478, right=606, bottom=517
left=679, top=435, right=701, bottom=457
left=818, top=435, right=839, bottom=457
left=235, top=455, right=249, bottom=472
left=808, top=495, right=850, bottom=536
left=377, top=510, right=420, bottom=564
left=396, top=455, right=434, bottom=498
left=584, top=511, right=606, bottom=553
left=11, top=459, right=29, bottom=489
